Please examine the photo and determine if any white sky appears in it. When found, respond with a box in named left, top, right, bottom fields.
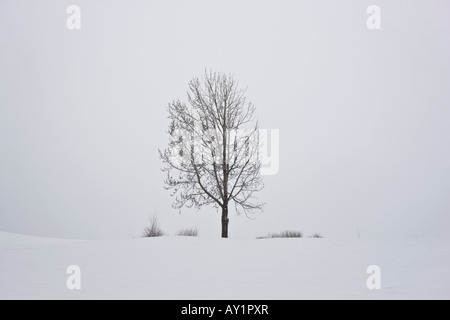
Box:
left=0, top=0, right=449, bottom=239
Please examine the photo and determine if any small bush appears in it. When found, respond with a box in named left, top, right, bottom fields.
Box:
left=311, top=233, right=323, bottom=238
left=142, top=215, right=165, bottom=237
left=257, top=230, right=303, bottom=239
left=279, top=230, right=303, bottom=238
left=176, top=227, right=199, bottom=237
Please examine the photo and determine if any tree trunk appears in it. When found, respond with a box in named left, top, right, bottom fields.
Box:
left=221, top=205, right=229, bottom=238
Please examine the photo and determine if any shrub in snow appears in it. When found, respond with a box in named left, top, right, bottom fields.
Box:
left=279, top=230, right=303, bottom=238
left=310, top=233, right=323, bottom=238
left=176, top=228, right=199, bottom=237
left=142, top=215, right=165, bottom=237
left=257, top=230, right=303, bottom=239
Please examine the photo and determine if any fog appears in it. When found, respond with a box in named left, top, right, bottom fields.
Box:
left=1, top=0, right=449, bottom=239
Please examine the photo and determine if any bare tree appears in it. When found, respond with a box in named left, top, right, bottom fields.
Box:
left=159, top=70, right=264, bottom=238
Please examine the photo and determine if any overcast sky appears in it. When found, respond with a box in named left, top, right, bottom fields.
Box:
left=0, top=0, right=449, bottom=240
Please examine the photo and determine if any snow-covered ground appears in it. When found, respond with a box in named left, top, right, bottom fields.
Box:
left=0, top=231, right=449, bottom=300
